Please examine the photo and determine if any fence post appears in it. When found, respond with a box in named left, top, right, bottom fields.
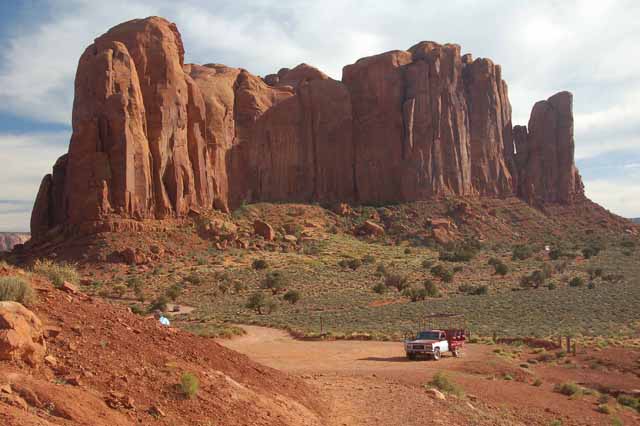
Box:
left=320, top=316, right=324, bottom=335
left=493, top=331, right=497, bottom=343
left=566, top=336, right=571, bottom=353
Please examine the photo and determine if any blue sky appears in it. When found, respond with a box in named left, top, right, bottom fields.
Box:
left=0, top=0, right=639, bottom=231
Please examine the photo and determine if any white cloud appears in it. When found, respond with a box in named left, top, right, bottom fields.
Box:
left=585, top=179, right=640, bottom=218
left=0, top=132, right=69, bottom=201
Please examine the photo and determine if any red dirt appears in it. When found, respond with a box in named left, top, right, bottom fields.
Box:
left=219, top=325, right=640, bottom=426
left=0, top=267, right=326, bottom=426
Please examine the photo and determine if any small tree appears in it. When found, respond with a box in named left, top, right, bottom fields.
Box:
left=283, top=289, right=301, bottom=304
left=252, top=259, right=268, bottom=270
left=165, top=283, right=182, bottom=301
left=385, top=273, right=408, bottom=291
left=262, top=271, right=286, bottom=294
left=246, top=292, right=267, bottom=314
left=494, top=262, right=509, bottom=276
left=512, top=245, right=533, bottom=261
left=569, top=277, right=585, bottom=287
left=149, top=295, right=168, bottom=312
left=372, top=282, right=387, bottom=294
left=403, top=286, right=427, bottom=302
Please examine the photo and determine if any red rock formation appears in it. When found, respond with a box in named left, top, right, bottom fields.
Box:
left=29, top=17, right=586, bottom=240
left=514, top=91, right=584, bottom=204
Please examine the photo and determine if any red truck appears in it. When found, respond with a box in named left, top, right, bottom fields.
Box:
left=404, top=313, right=468, bottom=360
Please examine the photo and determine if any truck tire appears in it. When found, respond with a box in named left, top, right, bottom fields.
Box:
left=432, top=348, right=441, bottom=360
left=407, top=353, right=416, bottom=360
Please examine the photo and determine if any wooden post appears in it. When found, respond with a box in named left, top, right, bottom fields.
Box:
left=572, top=342, right=576, bottom=356
left=320, top=317, right=324, bottom=334
left=557, top=336, right=562, bottom=349
left=566, top=336, right=571, bottom=353
left=493, top=331, right=497, bottom=343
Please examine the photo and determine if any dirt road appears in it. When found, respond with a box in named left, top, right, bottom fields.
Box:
left=218, top=326, right=640, bottom=426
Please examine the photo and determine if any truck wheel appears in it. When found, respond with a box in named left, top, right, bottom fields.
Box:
left=407, top=353, right=416, bottom=360
left=432, top=348, right=441, bottom=361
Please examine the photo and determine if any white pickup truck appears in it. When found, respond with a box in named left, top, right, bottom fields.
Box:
left=404, top=330, right=451, bottom=360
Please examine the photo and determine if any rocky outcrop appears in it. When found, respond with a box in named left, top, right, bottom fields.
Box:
left=30, top=16, right=586, bottom=240
left=514, top=91, right=584, bottom=204
left=0, top=302, right=46, bottom=366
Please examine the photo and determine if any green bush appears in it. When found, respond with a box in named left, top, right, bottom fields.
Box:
left=112, top=284, right=127, bottom=298
left=361, top=254, right=376, bottom=264
left=149, top=295, right=169, bottom=313
left=184, top=273, right=202, bottom=285
left=402, top=286, right=427, bottom=302
left=180, top=372, right=199, bottom=399
left=458, top=284, right=488, bottom=296
left=246, top=292, right=267, bottom=314
left=283, top=289, right=301, bottom=304
left=616, top=394, right=639, bottom=410
left=252, top=259, right=268, bottom=270
left=555, top=382, right=581, bottom=396
left=427, top=372, right=463, bottom=397
left=430, top=265, right=454, bottom=283
left=0, top=276, right=35, bottom=305
left=262, top=271, right=287, bottom=294
left=385, top=273, right=408, bottom=291
left=512, top=245, right=534, bottom=261
left=165, top=283, right=183, bottom=300
left=375, top=263, right=387, bottom=277
left=372, top=282, right=387, bottom=294
left=423, top=280, right=440, bottom=297
left=421, top=259, right=435, bottom=269
left=32, top=259, right=79, bottom=288
left=520, top=269, right=550, bottom=289
left=439, top=246, right=476, bottom=262
left=569, top=277, right=584, bottom=287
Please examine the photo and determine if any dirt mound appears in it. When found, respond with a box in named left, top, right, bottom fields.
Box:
left=0, top=266, right=325, bottom=426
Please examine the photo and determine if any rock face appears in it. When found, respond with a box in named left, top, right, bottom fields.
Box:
left=514, top=92, right=584, bottom=205
left=0, top=234, right=30, bottom=252
left=0, top=302, right=46, bottom=366
left=30, top=16, right=586, bottom=240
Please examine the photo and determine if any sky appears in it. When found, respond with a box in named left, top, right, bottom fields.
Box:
left=0, top=0, right=639, bottom=231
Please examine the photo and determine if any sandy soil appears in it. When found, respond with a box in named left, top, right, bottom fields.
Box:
left=219, top=325, right=640, bottom=426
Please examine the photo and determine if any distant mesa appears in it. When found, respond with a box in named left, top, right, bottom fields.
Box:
left=31, top=16, right=585, bottom=241
left=0, top=233, right=30, bottom=252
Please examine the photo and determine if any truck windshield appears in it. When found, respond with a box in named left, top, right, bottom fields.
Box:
left=415, top=331, right=441, bottom=340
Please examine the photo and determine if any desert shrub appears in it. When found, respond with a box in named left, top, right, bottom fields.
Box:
left=283, top=289, right=301, bottom=304
left=616, top=394, right=639, bottom=410
left=112, top=284, right=127, bottom=298
left=372, top=282, right=387, bottom=294
left=458, top=284, right=488, bottom=295
left=252, top=259, right=268, bottom=270
left=180, top=372, right=199, bottom=399
left=0, top=276, right=35, bottom=305
left=494, top=262, right=509, bottom=276
left=165, top=283, right=183, bottom=300
left=532, top=378, right=543, bottom=387
left=149, top=295, right=169, bottom=312
left=421, top=259, right=435, bottom=269
left=262, top=271, right=287, bottom=294
left=581, top=246, right=599, bottom=259
left=129, top=304, right=145, bottom=315
left=302, top=241, right=323, bottom=255
left=439, top=246, right=476, bottom=262
left=423, top=280, right=440, bottom=297
left=547, top=282, right=557, bottom=290
left=375, top=263, right=387, bottom=277
left=402, top=286, right=427, bottom=302
left=620, top=238, right=636, bottom=249
left=430, top=265, right=454, bottom=283
left=587, top=267, right=604, bottom=279
left=602, top=273, right=624, bottom=283
left=427, top=372, right=463, bottom=397
left=569, top=277, right=584, bottom=287
left=361, top=254, right=376, bottom=264
left=32, top=259, right=79, bottom=288
left=404, top=247, right=412, bottom=255
left=246, top=292, right=267, bottom=314
left=555, top=382, right=581, bottom=396
left=385, top=273, right=408, bottom=291
left=512, top=245, right=534, bottom=261
left=264, top=297, right=278, bottom=314
left=596, top=404, right=611, bottom=414
left=126, top=276, right=143, bottom=290
left=233, top=281, right=246, bottom=294
left=338, top=258, right=362, bottom=270
left=184, top=272, right=202, bottom=285
left=520, top=269, right=550, bottom=289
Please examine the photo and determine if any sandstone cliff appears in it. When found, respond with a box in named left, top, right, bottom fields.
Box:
left=31, top=16, right=585, bottom=240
